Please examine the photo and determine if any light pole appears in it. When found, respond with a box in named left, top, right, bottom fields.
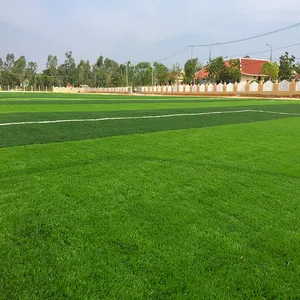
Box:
left=190, top=45, right=194, bottom=60
left=125, top=62, right=128, bottom=87
left=266, top=43, right=273, bottom=62
left=209, top=41, right=219, bottom=62
left=152, top=57, right=158, bottom=86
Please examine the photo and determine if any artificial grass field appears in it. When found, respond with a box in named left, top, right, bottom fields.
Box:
left=0, top=92, right=300, bottom=299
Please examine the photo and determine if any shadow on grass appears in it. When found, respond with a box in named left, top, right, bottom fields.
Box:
left=1, top=108, right=298, bottom=148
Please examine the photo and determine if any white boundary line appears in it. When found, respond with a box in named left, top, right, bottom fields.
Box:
left=0, top=110, right=299, bottom=127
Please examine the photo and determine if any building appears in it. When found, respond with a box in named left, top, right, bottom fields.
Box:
left=195, top=58, right=270, bottom=83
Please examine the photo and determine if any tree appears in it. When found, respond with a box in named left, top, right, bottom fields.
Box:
left=294, top=63, right=300, bottom=76
left=205, top=57, right=241, bottom=83
left=45, top=55, right=58, bottom=76
left=95, top=56, right=104, bottom=68
left=57, top=64, right=68, bottom=86
left=64, top=51, right=76, bottom=85
left=76, top=60, right=92, bottom=86
left=260, top=62, right=279, bottom=81
left=36, top=74, right=53, bottom=89
left=102, top=58, right=121, bottom=87
left=5, top=53, right=15, bottom=71
left=205, top=56, right=226, bottom=82
left=0, top=72, right=19, bottom=87
left=184, top=58, right=199, bottom=83
left=132, top=62, right=152, bottom=86
left=226, top=59, right=242, bottom=83
left=153, top=62, right=169, bottom=85
left=93, top=55, right=107, bottom=87
left=12, top=56, right=27, bottom=83
left=279, top=52, right=295, bottom=81
left=0, top=58, right=3, bottom=71
left=42, top=55, right=59, bottom=86
left=26, top=61, right=38, bottom=87
left=168, top=63, right=182, bottom=84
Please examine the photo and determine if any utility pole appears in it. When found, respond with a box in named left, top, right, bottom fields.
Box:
left=126, top=62, right=128, bottom=87
left=190, top=45, right=194, bottom=60
left=266, top=43, right=273, bottom=62
left=152, top=66, right=154, bottom=86
left=209, top=41, right=219, bottom=62
left=152, top=57, right=158, bottom=86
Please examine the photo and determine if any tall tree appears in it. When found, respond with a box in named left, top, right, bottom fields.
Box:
left=260, top=62, right=279, bottom=81
left=76, top=60, right=92, bottom=86
left=56, top=64, right=67, bottom=86
left=184, top=58, right=199, bottom=83
left=12, top=56, right=26, bottom=74
left=12, top=56, right=27, bottom=84
left=0, top=58, right=3, bottom=71
left=168, top=63, right=182, bottom=85
left=64, top=51, right=76, bottom=85
left=153, top=62, right=169, bottom=85
left=205, top=57, right=226, bottom=83
left=93, top=55, right=107, bottom=87
left=26, top=61, right=38, bottom=87
left=226, top=59, right=242, bottom=83
left=45, top=55, right=58, bottom=76
left=5, top=53, right=15, bottom=71
left=132, top=62, right=152, bottom=86
left=205, top=57, right=241, bottom=83
left=103, top=58, right=120, bottom=86
left=279, top=52, right=296, bottom=81
left=95, top=56, right=104, bottom=69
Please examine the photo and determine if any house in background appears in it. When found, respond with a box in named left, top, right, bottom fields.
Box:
left=195, top=58, right=270, bottom=84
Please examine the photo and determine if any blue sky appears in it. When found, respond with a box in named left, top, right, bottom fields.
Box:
left=1, top=0, right=299, bottom=70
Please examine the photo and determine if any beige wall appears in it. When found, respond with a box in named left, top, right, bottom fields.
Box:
left=240, top=74, right=265, bottom=83
left=53, top=79, right=300, bottom=97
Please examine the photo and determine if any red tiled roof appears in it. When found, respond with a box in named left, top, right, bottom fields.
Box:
left=195, top=58, right=269, bottom=79
left=240, top=58, right=269, bottom=75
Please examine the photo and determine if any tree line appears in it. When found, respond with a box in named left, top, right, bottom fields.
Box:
left=0, top=51, right=187, bottom=89
left=0, top=51, right=299, bottom=89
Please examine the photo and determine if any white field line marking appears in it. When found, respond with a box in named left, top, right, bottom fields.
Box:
left=252, top=110, right=300, bottom=116
left=0, top=110, right=299, bottom=127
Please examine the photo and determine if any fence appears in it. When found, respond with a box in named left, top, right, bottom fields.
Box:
left=37, top=80, right=300, bottom=97
left=53, top=86, right=131, bottom=94
left=138, top=80, right=300, bottom=97
left=0, top=85, right=51, bottom=92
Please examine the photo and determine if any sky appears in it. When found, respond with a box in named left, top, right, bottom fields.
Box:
left=1, top=0, right=300, bottom=70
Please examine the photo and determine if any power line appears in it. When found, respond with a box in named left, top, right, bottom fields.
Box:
left=228, top=42, right=300, bottom=59
left=151, top=23, right=300, bottom=64
left=156, top=47, right=190, bottom=63
left=190, top=22, right=300, bottom=47
left=196, top=41, right=300, bottom=65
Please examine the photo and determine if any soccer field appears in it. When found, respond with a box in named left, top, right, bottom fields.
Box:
left=1, top=92, right=300, bottom=299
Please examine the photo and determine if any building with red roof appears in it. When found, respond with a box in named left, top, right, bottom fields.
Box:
left=195, top=58, right=270, bottom=83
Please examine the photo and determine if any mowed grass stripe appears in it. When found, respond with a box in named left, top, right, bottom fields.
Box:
left=1, top=110, right=300, bottom=127
left=1, top=110, right=298, bottom=148
left=2, top=92, right=296, bottom=101
left=0, top=93, right=253, bottom=102
left=1, top=118, right=299, bottom=299
left=0, top=99, right=288, bottom=105
left=0, top=99, right=297, bottom=114
left=1, top=103, right=300, bottom=123
left=0, top=101, right=292, bottom=114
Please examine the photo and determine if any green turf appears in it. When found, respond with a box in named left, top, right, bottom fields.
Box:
left=0, top=93, right=300, bottom=299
